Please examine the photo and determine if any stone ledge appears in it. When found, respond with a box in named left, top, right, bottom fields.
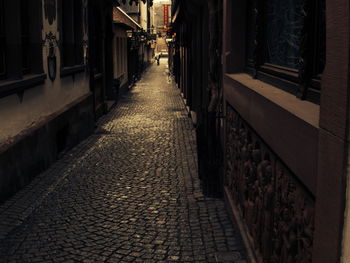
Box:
left=0, top=74, right=47, bottom=99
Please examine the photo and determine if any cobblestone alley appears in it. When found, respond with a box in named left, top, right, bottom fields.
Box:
left=0, top=60, right=247, bottom=263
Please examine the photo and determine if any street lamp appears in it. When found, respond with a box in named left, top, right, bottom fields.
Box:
left=140, top=34, right=146, bottom=42
left=127, top=30, right=133, bottom=38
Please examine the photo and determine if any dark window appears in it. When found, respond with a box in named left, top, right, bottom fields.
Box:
left=0, top=0, right=44, bottom=98
left=0, top=0, right=5, bottom=80
left=312, top=0, right=326, bottom=79
left=74, top=0, right=83, bottom=65
left=21, top=0, right=30, bottom=74
left=264, top=0, right=304, bottom=69
left=93, top=7, right=102, bottom=74
left=245, top=0, right=255, bottom=68
left=61, top=0, right=83, bottom=67
left=245, top=0, right=326, bottom=103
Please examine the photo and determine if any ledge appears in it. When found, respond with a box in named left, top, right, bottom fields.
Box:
left=0, top=92, right=93, bottom=153
left=224, top=73, right=319, bottom=194
left=60, top=65, right=86, bottom=78
left=0, top=74, right=47, bottom=99
left=226, top=73, right=320, bottom=127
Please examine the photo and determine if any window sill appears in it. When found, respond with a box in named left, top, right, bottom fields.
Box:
left=244, top=66, right=321, bottom=104
left=224, top=73, right=319, bottom=193
left=0, top=74, right=47, bottom=99
left=225, top=73, right=320, bottom=128
left=60, top=65, right=86, bottom=78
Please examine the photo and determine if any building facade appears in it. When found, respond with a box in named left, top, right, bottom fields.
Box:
left=113, top=7, right=142, bottom=94
left=118, top=0, right=155, bottom=72
left=153, top=0, right=171, bottom=36
left=0, top=0, right=114, bottom=203
left=171, top=0, right=350, bottom=262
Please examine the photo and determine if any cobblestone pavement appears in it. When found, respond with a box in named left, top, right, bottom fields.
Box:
left=0, top=59, right=247, bottom=263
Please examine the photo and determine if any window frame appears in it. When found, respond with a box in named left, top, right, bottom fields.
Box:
left=20, top=0, right=31, bottom=75
left=92, top=6, right=102, bottom=76
left=59, top=0, right=85, bottom=77
left=244, top=0, right=325, bottom=104
left=73, top=0, right=84, bottom=66
left=0, top=0, right=45, bottom=99
left=0, top=0, right=6, bottom=80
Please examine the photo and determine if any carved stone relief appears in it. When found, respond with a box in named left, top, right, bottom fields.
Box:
left=225, top=105, right=314, bottom=263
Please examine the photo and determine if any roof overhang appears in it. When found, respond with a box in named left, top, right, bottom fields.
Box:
left=113, top=7, right=141, bottom=30
left=171, top=5, right=180, bottom=24
left=113, top=22, right=134, bottom=30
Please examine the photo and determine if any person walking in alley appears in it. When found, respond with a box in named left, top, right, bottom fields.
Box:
left=156, top=53, right=162, bottom=66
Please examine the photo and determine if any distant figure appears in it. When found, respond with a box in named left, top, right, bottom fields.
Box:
left=156, top=53, right=162, bottom=66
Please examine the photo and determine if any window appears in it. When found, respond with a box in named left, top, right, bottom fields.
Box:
left=245, top=0, right=255, bottom=69
left=115, top=37, right=128, bottom=78
left=93, top=7, right=102, bottom=74
left=123, top=38, right=127, bottom=73
left=0, top=0, right=5, bottom=80
left=264, top=0, right=304, bottom=69
left=0, top=0, right=43, bottom=80
left=61, top=0, right=83, bottom=68
left=21, top=0, right=30, bottom=74
left=0, top=0, right=45, bottom=98
left=245, top=0, right=326, bottom=102
left=73, top=0, right=83, bottom=65
left=116, top=37, right=121, bottom=76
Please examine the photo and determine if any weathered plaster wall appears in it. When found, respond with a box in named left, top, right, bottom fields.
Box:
left=140, top=2, right=148, bottom=30
left=113, top=27, right=128, bottom=88
left=0, top=1, right=89, bottom=146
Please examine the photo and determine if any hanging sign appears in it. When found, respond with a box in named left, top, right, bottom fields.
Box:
left=163, top=4, right=169, bottom=28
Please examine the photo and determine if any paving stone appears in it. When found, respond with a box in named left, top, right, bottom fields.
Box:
left=0, top=60, right=247, bottom=262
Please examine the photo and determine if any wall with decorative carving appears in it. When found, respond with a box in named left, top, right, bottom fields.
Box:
left=0, top=0, right=96, bottom=203
left=0, top=0, right=90, bottom=144
left=225, top=104, right=315, bottom=262
left=113, top=27, right=128, bottom=88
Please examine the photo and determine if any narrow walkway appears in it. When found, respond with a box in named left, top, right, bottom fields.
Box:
left=0, top=59, right=247, bottom=263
